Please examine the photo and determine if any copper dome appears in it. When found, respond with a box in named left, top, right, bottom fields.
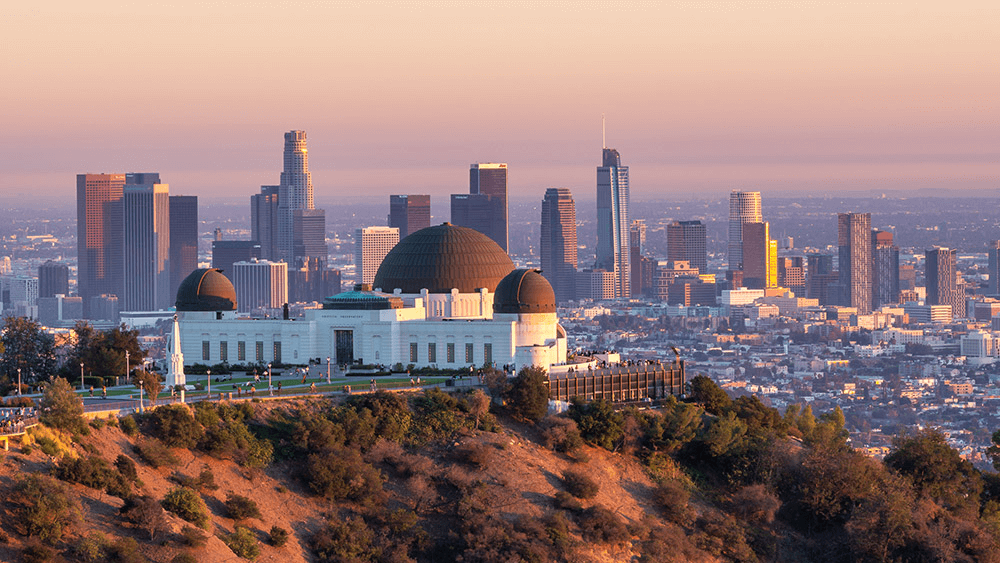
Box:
left=175, top=269, right=237, bottom=311
left=493, top=269, right=557, bottom=314
left=373, top=223, right=515, bottom=294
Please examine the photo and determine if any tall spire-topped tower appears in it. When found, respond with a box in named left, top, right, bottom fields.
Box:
left=166, top=314, right=186, bottom=389
left=596, top=142, right=630, bottom=298
left=276, top=131, right=325, bottom=266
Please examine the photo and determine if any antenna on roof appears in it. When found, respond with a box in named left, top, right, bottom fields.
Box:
left=602, top=114, right=606, bottom=149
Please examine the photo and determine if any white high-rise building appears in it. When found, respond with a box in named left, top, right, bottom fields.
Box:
left=355, top=227, right=400, bottom=285
left=728, top=190, right=762, bottom=271
left=232, top=260, right=288, bottom=313
left=123, top=175, right=171, bottom=311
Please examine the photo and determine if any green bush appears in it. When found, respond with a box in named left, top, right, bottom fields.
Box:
left=578, top=505, right=630, bottom=544
left=562, top=469, right=599, bottom=499
left=9, top=474, right=80, bottom=544
left=55, top=455, right=115, bottom=489
left=172, top=554, right=199, bottom=563
left=119, top=415, right=139, bottom=437
left=114, top=454, right=139, bottom=483
left=269, top=525, right=289, bottom=547
left=89, top=417, right=106, bottom=430
left=567, top=398, right=624, bottom=451
left=39, top=377, right=84, bottom=432
left=224, top=526, right=260, bottom=560
left=305, top=447, right=384, bottom=504
left=162, top=487, right=210, bottom=529
left=225, top=493, right=262, bottom=521
left=504, top=365, right=549, bottom=422
left=180, top=525, right=208, bottom=547
left=147, top=404, right=203, bottom=448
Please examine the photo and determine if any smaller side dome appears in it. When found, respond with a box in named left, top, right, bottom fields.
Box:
left=493, top=269, right=557, bottom=314
left=175, top=269, right=237, bottom=311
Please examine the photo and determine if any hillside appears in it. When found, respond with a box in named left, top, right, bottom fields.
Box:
left=3, top=375, right=1000, bottom=562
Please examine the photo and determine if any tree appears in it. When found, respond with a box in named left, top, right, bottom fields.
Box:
left=467, top=389, right=490, bottom=430
left=39, top=377, right=84, bottom=432
left=9, top=474, right=80, bottom=544
left=67, top=322, right=146, bottom=381
left=884, top=428, right=983, bottom=513
left=504, top=365, right=549, bottom=422
left=687, top=375, right=731, bottom=415
left=0, top=316, right=57, bottom=389
left=568, top=398, right=624, bottom=451
left=132, top=369, right=163, bottom=406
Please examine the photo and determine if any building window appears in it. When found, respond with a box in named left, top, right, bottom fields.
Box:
left=465, top=343, right=474, bottom=364
left=484, top=343, right=492, bottom=365
left=256, top=341, right=264, bottom=362
left=238, top=341, right=246, bottom=361
left=219, top=341, right=228, bottom=362
left=410, top=342, right=418, bottom=363
left=273, top=342, right=282, bottom=364
left=428, top=343, right=437, bottom=363
left=446, top=343, right=455, bottom=363
left=202, top=341, right=210, bottom=361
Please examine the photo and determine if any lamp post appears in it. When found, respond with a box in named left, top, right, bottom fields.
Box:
left=80, top=363, right=85, bottom=392
left=17, top=368, right=21, bottom=396
left=326, top=356, right=331, bottom=384
left=207, top=370, right=211, bottom=400
left=267, top=363, right=272, bottom=388
left=125, top=350, right=130, bottom=384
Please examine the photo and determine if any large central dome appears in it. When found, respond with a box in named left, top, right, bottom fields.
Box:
left=373, top=223, right=515, bottom=294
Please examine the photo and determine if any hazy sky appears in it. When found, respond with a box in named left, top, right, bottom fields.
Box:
left=2, top=1, right=997, bottom=203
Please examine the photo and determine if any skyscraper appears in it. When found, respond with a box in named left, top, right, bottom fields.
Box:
left=629, top=219, right=647, bottom=255
left=728, top=191, right=762, bottom=271
left=123, top=174, right=171, bottom=311
left=38, top=261, right=69, bottom=299
left=988, top=241, right=1000, bottom=295
left=451, top=163, right=508, bottom=251
left=871, top=230, right=900, bottom=309
left=837, top=212, right=872, bottom=313
left=807, top=254, right=838, bottom=304
left=540, top=188, right=578, bottom=303
left=389, top=195, right=431, bottom=239
left=77, top=173, right=126, bottom=319
left=232, top=260, right=288, bottom=314
left=926, top=246, right=963, bottom=318
left=778, top=257, right=806, bottom=296
left=355, top=227, right=400, bottom=285
left=742, top=222, right=777, bottom=289
left=251, top=185, right=279, bottom=260
left=666, top=220, right=707, bottom=274
left=596, top=148, right=630, bottom=298
left=169, top=195, right=198, bottom=302
left=212, top=240, right=262, bottom=277
left=276, top=131, right=326, bottom=267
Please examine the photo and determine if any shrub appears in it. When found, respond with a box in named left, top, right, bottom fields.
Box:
left=21, top=541, right=56, bottom=563
left=9, top=474, right=80, bottom=544
left=39, top=377, right=84, bottom=432
left=731, top=484, right=780, bottom=524
left=119, top=415, right=139, bottom=437
left=114, top=454, right=139, bottom=483
left=89, top=418, right=106, bottom=430
left=121, top=495, right=168, bottom=540
left=172, top=466, right=218, bottom=491
left=454, top=441, right=494, bottom=468
left=162, top=487, right=210, bottom=529
left=578, top=506, right=630, bottom=544
left=107, top=537, right=144, bottom=563
left=25, top=425, right=76, bottom=459
left=553, top=491, right=582, bottom=512
left=567, top=398, right=624, bottom=451
left=269, top=525, right=289, bottom=547
left=147, top=404, right=203, bottom=448
left=504, top=365, right=549, bottom=422
left=134, top=438, right=179, bottom=468
left=305, top=447, right=384, bottom=505
left=55, top=455, right=115, bottom=489
left=74, top=532, right=109, bottom=563
left=224, top=526, right=260, bottom=560
left=540, top=416, right=583, bottom=453
left=653, top=480, right=692, bottom=525
left=562, top=469, right=599, bottom=499
left=180, top=525, right=208, bottom=547
left=311, top=517, right=378, bottom=562
left=172, top=554, right=199, bottom=563
left=225, top=493, right=262, bottom=521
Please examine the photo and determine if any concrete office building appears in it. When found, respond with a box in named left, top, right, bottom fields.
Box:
left=355, top=227, right=400, bottom=285
left=232, top=260, right=288, bottom=314
left=742, top=222, right=777, bottom=289
left=728, top=191, right=762, bottom=271
left=123, top=175, right=171, bottom=311
left=250, top=185, right=280, bottom=260
left=38, top=261, right=69, bottom=299
left=389, top=195, right=431, bottom=239
left=77, top=173, right=126, bottom=318
left=988, top=241, right=1000, bottom=296
left=666, top=220, right=707, bottom=274
left=838, top=212, right=872, bottom=314
left=212, top=241, right=262, bottom=277
left=540, top=188, right=578, bottom=303
left=872, top=230, right=900, bottom=309
left=926, top=246, right=964, bottom=318
left=596, top=148, right=630, bottom=298
left=169, top=195, right=198, bottom=301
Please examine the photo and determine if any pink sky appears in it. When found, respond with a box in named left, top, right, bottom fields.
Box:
left=2, top=1, right=997, bottom=202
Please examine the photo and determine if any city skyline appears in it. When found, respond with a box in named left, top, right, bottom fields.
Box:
left=4, top=2, right=998, bottom=201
